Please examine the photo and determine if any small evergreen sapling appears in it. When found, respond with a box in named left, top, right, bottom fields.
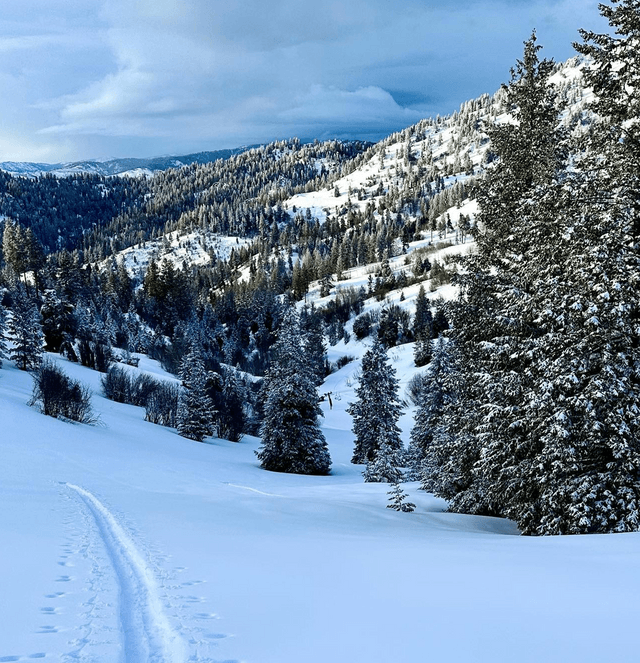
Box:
left=363, top=442, right=404, bottom=483
left=387, top=482, right=416, bottom=512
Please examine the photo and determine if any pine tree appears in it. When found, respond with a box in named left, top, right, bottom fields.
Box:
left=348, top=337, right=403, bottom=464
left=256, top=309, right=331, bottom=475
left=413, top=285, right=433, bottom=339
left=387, top=481, right=416, bottom=512
left=301, top=308, right=327, bottom=387
left=363, top=441, right=403, bottom=483
left=428, top=34, right=570, bottom=524
left=176, top=346, right=216, bottom=442
left=8, top=287, right=44, bottom=371
left=411, top=338, right=452, bottom=489
left=0, top=304, right=7, bottom=367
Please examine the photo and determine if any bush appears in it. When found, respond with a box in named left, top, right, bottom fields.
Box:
left=353, top=311, right=375, bottom=340
left=102, top=365, right=131, bottom=403
left=78, top=339, right=113, bottom=372
left=336, top=354, right=356, bottom=370
left=406, top=371, right=429, bottom=406
left=29, top=360, right=95, bottom=423
left=144, top=382, right=180, bottom=428
left=102, top=365, right=180, bottom=428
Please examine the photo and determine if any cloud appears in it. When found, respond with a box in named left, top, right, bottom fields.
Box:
left=0, top=0, right=605, bottom=161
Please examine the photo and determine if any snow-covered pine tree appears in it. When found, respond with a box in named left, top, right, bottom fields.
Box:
left=410, top=337, right=453, bottom=490
left=301, top=308, right=327, bottom=387
left=363, top=441, right=404, bottom=483
left=429, top=33, right=569, bottom=522
left=0, top=304, right=7, bottom=367
left=256, top=309, right=331, bottom=475
left=505, top=0, right=640, bottom=534
left=413, top=280, right=433, bottom=373
left=348, top=337, right=403, bottom=464
left=176, top=345, right=216, bottom=442
left=213, top=368, right=246, bottom=442
left=8, top=286, right=44, bottom=371
left=387, top=481, right=416, bottom=512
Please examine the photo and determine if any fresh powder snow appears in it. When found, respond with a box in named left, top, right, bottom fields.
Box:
left=1, top=349, right=640, bottom=662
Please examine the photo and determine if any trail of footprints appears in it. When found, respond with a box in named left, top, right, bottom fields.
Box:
left=2, top=484, right=238, bottom=662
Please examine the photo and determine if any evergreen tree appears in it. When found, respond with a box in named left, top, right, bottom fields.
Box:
left=363, top=441, right=404, bottom=483
left=413, top=334, right=432, bottom=368
left=428, top=34, right=569, bottom=524
left=387, top=481, right=416, bottom=512
left=256, top=309, right=331, bottom=475
left=301, top=308, right=327, bottom=387
left=413, top=285, right=433, bottom=339
left=8, top=287, right=44, bottom=371
left=0, top=304, right=7, bottom=367
left=176, top=346, right=216, bottom=442
left=411, top=338, right=452, bottom=488
left=209, top=367, right=246, bottom=442
left=41, top=291, right=76, bottom=353
left=429, top=22, right=640, bottom=534
left=348, top=337, right=403, bottom=464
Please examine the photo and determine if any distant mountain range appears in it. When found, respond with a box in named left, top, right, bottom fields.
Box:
left=0, top=148, right=253, bottom=178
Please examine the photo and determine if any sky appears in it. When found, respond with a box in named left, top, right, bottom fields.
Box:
left=0, top=0, right=606, bottom=163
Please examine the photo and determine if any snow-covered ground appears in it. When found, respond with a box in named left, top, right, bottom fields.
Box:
left=2, top=349, right=640, bottom=663
left=107, top=231, right=252, bottom=280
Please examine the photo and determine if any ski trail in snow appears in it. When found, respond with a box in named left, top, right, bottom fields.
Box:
left=223, top=482, right=283, bottom=497
left=66, top=483, right=185, bottom=663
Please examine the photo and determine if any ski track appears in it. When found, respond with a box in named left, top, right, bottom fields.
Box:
left=66, top=483, right=186, bottom=663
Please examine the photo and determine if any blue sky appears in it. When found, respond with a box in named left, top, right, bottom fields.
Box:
left=0, top=0, right=606, bottom=162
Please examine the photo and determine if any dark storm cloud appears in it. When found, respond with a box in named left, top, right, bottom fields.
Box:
left=0, top=0, right=605, bottom=161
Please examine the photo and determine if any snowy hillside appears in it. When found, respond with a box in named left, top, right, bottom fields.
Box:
left=105, top=57, right=588, bottom=286
left=110, top=230, right=253, bottom=280
left=2, top=349, right=640, bottom=662
left=283, top=56, right=588, bottom=229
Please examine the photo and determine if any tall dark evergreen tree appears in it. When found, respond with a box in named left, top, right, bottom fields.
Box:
left=256, top=309, right=331, bottom=475
left=8, top=287, right=44, bottom=371
left=426, top=34, right=570, bottom=524
left=0, top=304, right=7, bottom=367
left=411, top=338, right=452, bottom=488
left=428, top=20, right=640, bottom=535
left=176, top=345, right=216, bottom=442
left=348, top=337, right=403, bottom=464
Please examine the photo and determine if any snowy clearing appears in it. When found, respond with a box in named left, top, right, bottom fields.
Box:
left=1, top=350, right=640, bottom=662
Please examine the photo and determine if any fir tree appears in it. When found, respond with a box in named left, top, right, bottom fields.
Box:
left=348, top=337, right=403, bottom=464
left=8, top=287, right=44, bottom=371
left=411, top=338, right=451, bottom=489
left=428, top=33, right=570, bottom=523
left=0, top=304, right=7, bottom=367
left=176, top=346, right=216, bottom=442
left=363, top=441, right=404, bottom=483
left=387, top=481, right=416, bottom=512
left=256, top=309, right=331, bottom=475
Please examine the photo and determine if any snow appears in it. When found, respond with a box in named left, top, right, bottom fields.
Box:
left=2, top=349, right=640, bottom=662
left=107, top=230, right=252, bottom=279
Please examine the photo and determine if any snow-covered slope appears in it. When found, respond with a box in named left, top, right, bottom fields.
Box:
left=283, top=57, right=588, bottom=227
left=1, top=348, right=639, bottom=663
left=110, top=229, right=252, bottom=279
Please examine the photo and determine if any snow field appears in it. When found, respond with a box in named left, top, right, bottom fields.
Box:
left=2, top=350, right=640, bottom=662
